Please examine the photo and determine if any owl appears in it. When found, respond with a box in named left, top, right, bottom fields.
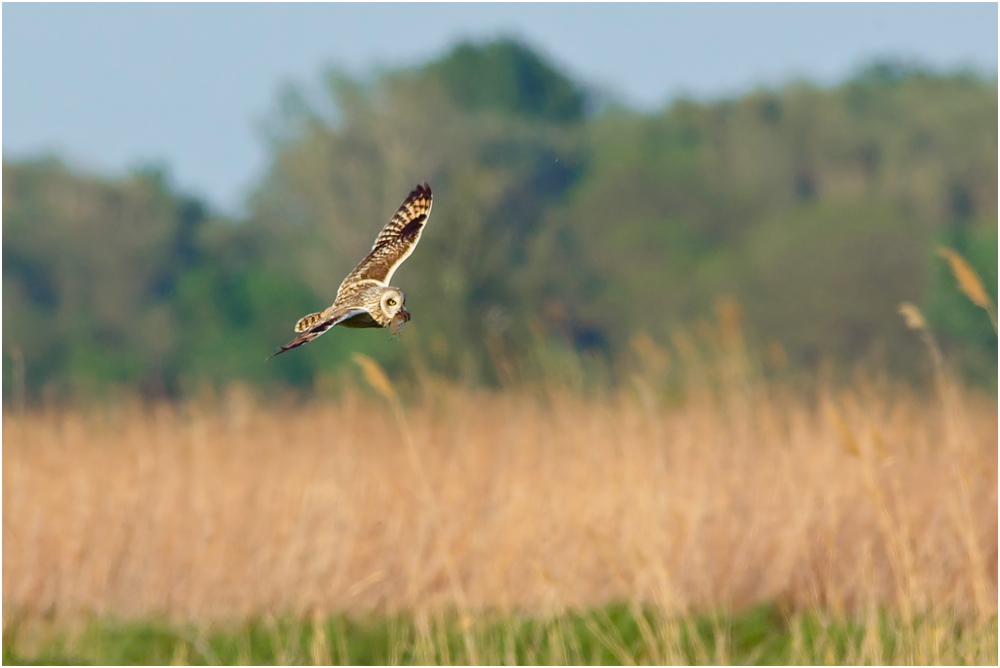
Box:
left=268, top=183, right=432, bottom=359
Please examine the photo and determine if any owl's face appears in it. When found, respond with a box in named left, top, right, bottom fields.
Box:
left=379, top=288, right=406, bottom=320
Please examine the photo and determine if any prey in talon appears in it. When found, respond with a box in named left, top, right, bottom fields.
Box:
left=389, top=310, right=410, bottom=336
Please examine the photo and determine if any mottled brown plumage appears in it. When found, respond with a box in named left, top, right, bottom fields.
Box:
left=268, top=183, right=431, bottom=359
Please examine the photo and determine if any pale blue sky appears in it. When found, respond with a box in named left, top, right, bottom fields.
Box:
left=3, top=3, right=997, bottom=214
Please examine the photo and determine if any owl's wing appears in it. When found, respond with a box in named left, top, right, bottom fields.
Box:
left=338, top=183, right=432, bottom=292
left=267, top=307, right=369, bottom=360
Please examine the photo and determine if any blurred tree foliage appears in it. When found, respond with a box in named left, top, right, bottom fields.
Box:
left=3, top=41, right=997, bottom=400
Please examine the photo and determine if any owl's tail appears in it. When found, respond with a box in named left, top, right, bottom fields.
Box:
left=295, top=311, right=324, bottom=332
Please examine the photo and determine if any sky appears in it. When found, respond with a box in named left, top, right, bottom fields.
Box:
left=3, top=3, right=997, bottom=214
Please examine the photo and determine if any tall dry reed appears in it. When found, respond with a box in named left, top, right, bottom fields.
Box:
left=3, top=372, right=996, bottom=625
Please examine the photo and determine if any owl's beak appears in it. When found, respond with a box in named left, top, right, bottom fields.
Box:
left=390, top=308, right=410, bottom=335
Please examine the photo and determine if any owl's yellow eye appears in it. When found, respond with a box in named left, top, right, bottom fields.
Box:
left=387, top=299, right=396, bottom=307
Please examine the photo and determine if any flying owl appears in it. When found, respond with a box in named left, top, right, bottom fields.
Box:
left=268, top=183, right=432, bottom=359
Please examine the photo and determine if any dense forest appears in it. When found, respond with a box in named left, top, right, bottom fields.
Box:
left=3, top=39, right=997, bottom=401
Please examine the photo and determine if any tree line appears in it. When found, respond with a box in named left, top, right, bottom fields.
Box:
left=3, top=40, right=997, bottom=401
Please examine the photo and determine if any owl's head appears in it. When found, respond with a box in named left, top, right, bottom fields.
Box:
left=379, top=287, right=406, bottom=319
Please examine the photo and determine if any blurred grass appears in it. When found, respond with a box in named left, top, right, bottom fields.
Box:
left=3, top=304, right=995, bottom=665
left=4, top=604, right=997, bottom=665
left=5, top=380, right=995, bottom=619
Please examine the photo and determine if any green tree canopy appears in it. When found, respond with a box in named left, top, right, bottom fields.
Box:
left=3, top=43, right=997, bottom=400
left=424, top=38, right=589, bottom=122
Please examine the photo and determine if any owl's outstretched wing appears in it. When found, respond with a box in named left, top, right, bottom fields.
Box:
left=338, top=183, right=432, bottom=292
left=267, top=307, right=369, bottom=360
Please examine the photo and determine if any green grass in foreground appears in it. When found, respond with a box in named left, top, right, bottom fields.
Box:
left=3, top=603, right=997, bottom=665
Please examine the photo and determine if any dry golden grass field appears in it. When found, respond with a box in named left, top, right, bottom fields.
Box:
left=3, top=341, right=997, bottom=663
